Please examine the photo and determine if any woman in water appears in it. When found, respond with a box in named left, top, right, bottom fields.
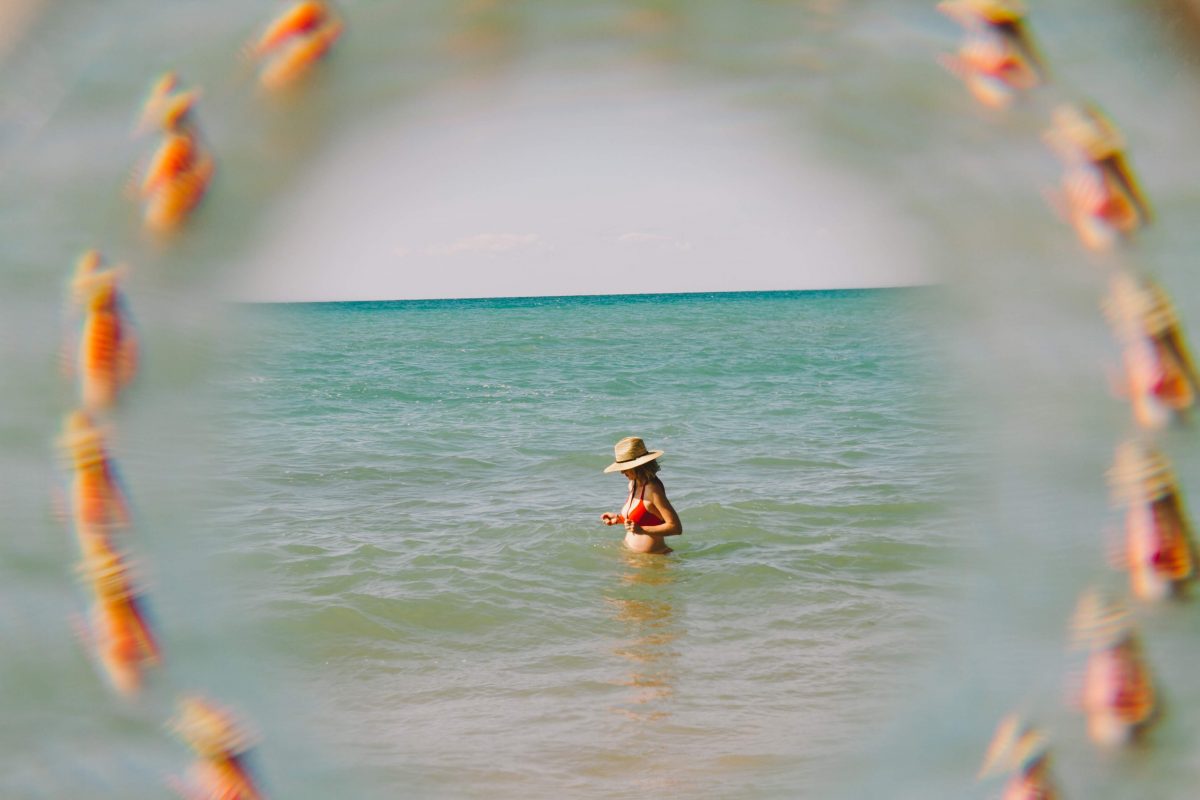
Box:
left=600, top=437, right=682, bottom=554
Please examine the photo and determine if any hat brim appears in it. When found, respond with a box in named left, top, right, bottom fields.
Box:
left=603, top=450, right=664, bottom=473
left=938, top=0, right=1023, bottom=23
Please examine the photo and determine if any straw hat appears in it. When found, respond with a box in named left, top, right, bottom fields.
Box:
left=58, top=410, right=108, bottom=465
left=77, top=546, right=136, bottom=600
left=603, top=437, right=664, bottom=473
left=171, top=696, right=255, bottom=757
left=1070, top=589, right=1134, bottom=650
left=1046, top=104, right=1124, bottom=162
left=978, top=714, right=1050, bottom=779
left=159, top=89, right=201, bottom=132
left=938, top=0, right=1025, bottom=25
left=1108, top=440, right=1176, bottom=504
left=135, top=75, right=200, bottom=135
left=71, top=253, right=128, bottom=306
left=1103, top=272, right=1179, bottom=340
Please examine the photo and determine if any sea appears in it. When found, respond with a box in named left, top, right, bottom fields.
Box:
left=211, top=289, right=967, bottom=799
left=4, top=1, right=1200, bottom=799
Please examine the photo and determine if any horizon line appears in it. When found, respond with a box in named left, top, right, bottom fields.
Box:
left=233, top=283, right=935, bottom=307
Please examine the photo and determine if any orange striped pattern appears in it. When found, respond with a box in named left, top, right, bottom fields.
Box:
left=253, top=0, right=329, bottom=56
left=79, top=542, right=162, bottom=696
left=253, top=1, right=343, bottom=90
left=141, top=134, right=201, bottom=198
left=60, top=411, right=130, bottom=550
left=77, top=281, right=138, bottom=410
left=133, top=74, right=213, bottom=233
left=143, top=149, right=215, bottom=233
left=171, top=698, right=265, bottom=800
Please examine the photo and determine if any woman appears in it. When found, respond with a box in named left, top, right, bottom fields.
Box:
left=600, top=437, right=682, bottom=554
left=1105, top=272, right=1198, bottom=429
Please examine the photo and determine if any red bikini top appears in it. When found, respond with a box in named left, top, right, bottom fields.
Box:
left=625, top=482, right=664, bottom=527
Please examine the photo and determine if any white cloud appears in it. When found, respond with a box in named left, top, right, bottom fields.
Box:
left=617, top=231, right=693, bottom=251
left=426, top=233, right=547, bottom=257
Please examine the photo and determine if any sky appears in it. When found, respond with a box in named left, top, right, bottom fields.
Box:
left=229, top=67, right=933, bottom=302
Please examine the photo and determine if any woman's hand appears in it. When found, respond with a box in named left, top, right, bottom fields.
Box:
left=624, top=519, right=644, bottom=536
left=601, top=513, right=624, bottom=526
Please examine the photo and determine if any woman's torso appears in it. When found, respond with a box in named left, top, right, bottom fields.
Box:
left=623, top=481, right=670, bottom=554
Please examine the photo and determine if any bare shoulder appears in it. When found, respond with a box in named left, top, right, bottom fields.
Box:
left=646, top=479, right=672, bottom=502
left=648, top=480, right=679, bottom=514
left=649, top=480, right=682, bottom=533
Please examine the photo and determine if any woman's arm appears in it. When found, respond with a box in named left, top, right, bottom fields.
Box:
left=629, top=483, right=682, bottom=537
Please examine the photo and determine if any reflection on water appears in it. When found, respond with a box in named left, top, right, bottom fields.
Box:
left=605, top=550, right=681, bottom=724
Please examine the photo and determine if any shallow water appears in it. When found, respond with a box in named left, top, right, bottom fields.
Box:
left=4, top=1, right=1200, bottom=798
left=210, top=290, right=964, bottom=798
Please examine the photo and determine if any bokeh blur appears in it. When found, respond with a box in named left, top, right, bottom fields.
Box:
left=4, top=1, right=1200, bottom=798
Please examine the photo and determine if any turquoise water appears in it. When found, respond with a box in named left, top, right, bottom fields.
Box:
left=211, top=289, right=964, bottom=798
